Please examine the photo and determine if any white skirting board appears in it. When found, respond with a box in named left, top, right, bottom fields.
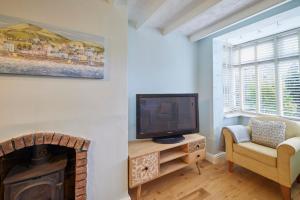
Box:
left=206, top=152, right=226, bottom=164
left=120, top=194, right=131, bottom=200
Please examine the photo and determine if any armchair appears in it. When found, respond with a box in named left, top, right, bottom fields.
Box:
left=223, top=116, right=300, bottom=200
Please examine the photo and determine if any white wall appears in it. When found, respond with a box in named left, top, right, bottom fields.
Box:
left=0, top=0, right=128, bottom=199
left=128, top=25, right=198, bottom=140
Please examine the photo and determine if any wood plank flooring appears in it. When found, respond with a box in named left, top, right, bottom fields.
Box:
left=129, top=161, right=300, bottom=200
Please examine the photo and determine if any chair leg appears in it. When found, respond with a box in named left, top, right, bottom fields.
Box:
left=228, top=161, right=233, bottom=173
left=280, top=185, right=291, bottom=200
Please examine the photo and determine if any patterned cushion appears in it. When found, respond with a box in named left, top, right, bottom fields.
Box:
left=250, top=118, right=286, bottom=149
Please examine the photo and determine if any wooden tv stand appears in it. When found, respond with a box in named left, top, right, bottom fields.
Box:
left=128, top=134, right=206, bottom=200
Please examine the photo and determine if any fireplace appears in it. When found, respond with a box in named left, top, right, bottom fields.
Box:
left=0, top=133, right=90, bottom=200
left=3, top=145, right=66, bottom=200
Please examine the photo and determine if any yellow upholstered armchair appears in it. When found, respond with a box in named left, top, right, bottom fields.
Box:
left=223, top=116, right=300, bottom=200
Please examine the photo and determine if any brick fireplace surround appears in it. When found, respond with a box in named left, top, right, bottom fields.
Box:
left=0, top=132, right=90, bottom=200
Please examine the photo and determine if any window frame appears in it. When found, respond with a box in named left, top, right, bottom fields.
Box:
left=223, top=28, right=300, bottom=120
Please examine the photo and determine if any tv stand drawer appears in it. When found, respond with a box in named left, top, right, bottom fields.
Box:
left=188, top=139, right=205, bottom=153
left=129, top=152, right=159, bottom=187
left=185, top=150, right=206, bottom=164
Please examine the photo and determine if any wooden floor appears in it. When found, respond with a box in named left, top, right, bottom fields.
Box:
left=129, top=161, right=300, bottom=200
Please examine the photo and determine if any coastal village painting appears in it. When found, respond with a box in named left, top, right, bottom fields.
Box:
left=0, top=16, right=105, bottom=79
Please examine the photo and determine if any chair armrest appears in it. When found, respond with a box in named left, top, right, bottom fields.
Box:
left=223, top=128, right=234, bottom=161
left=277, top=137, right=300, bottom=155
left=223, top=128, right=235, bottom=144
left=223, top=125, right=251, bottom=143
left=222, top=125, right=250, bottom=162
left=277, top=137, right=300, bottom=187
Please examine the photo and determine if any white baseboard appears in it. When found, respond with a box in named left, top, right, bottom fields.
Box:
left=206, top=152, right=226, bottom=164
left=120, top=194, right=131, bottom=200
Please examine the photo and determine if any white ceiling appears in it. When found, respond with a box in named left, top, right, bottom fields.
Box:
left=216, top=6, right=300, bottom=45
left=127, top=0, right=290, bottom=42
left=178, top=0, right=260, bottom=36
left=139, top=0, right=197, bottom=29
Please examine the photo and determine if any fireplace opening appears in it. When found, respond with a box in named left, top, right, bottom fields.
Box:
left=0, top=144, right=76, bottom=200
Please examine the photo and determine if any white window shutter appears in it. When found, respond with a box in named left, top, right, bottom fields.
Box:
left=258, top=63, right=277, bottom=114
left=278, top=34, right=299, bottom=58
left=257, top=41, right=274, bottom=61
left=240, top=46, right=255, bottom=64
left=242, top=65, right=256, bottom=112
left=278, top=60, right=300, bottom=118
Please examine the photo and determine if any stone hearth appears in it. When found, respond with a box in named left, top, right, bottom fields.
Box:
left=0, top=132, right=90, bottom=200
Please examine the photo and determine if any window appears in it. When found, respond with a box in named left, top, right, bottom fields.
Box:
left=223, top=30, right=300, bottom=119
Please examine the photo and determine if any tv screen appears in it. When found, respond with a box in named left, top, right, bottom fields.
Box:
left=136, top=93, right=199, bottom=139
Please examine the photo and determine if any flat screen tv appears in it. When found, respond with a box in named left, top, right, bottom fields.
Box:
left=136, top=93, right=199, bottom=143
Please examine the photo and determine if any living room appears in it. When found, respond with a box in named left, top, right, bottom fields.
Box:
left=0, top=0, right=299, bottom=200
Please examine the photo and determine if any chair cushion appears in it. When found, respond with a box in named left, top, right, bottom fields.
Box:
left=250, top=118, right=286, bottom=148
left=233, top=142, right=277, bottom=167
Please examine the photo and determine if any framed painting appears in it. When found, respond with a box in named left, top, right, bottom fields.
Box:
left=0, top=15, right=106, bottom=79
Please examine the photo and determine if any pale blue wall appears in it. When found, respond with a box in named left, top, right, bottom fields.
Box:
left=197, top=0, right=300, bottom=154
left=128, top=25, right=198, bottom=140
left=197, top=39, right=214, bottom=152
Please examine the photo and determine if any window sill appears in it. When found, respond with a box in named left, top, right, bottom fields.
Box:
left=224, top=112, right=262, bottom=119
left=223, top=112, right=242, bottom=118
left=224, top=112, right=300, bottom=121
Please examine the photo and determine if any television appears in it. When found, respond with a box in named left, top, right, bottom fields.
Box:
left=136, top=93, right=199, bottom=143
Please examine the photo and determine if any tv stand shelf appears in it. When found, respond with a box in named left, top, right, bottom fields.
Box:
left=160, top=148, right=188, bottom=164
left=160, top=159, right=188, bottom=176
left=128, top=134, right=206, bottom=200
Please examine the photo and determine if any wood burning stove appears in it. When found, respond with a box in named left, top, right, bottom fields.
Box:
left=3, top=145, right=67, bottom=200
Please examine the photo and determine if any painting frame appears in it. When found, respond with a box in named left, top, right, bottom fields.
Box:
left=0, top=15, right=107, bottom=79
